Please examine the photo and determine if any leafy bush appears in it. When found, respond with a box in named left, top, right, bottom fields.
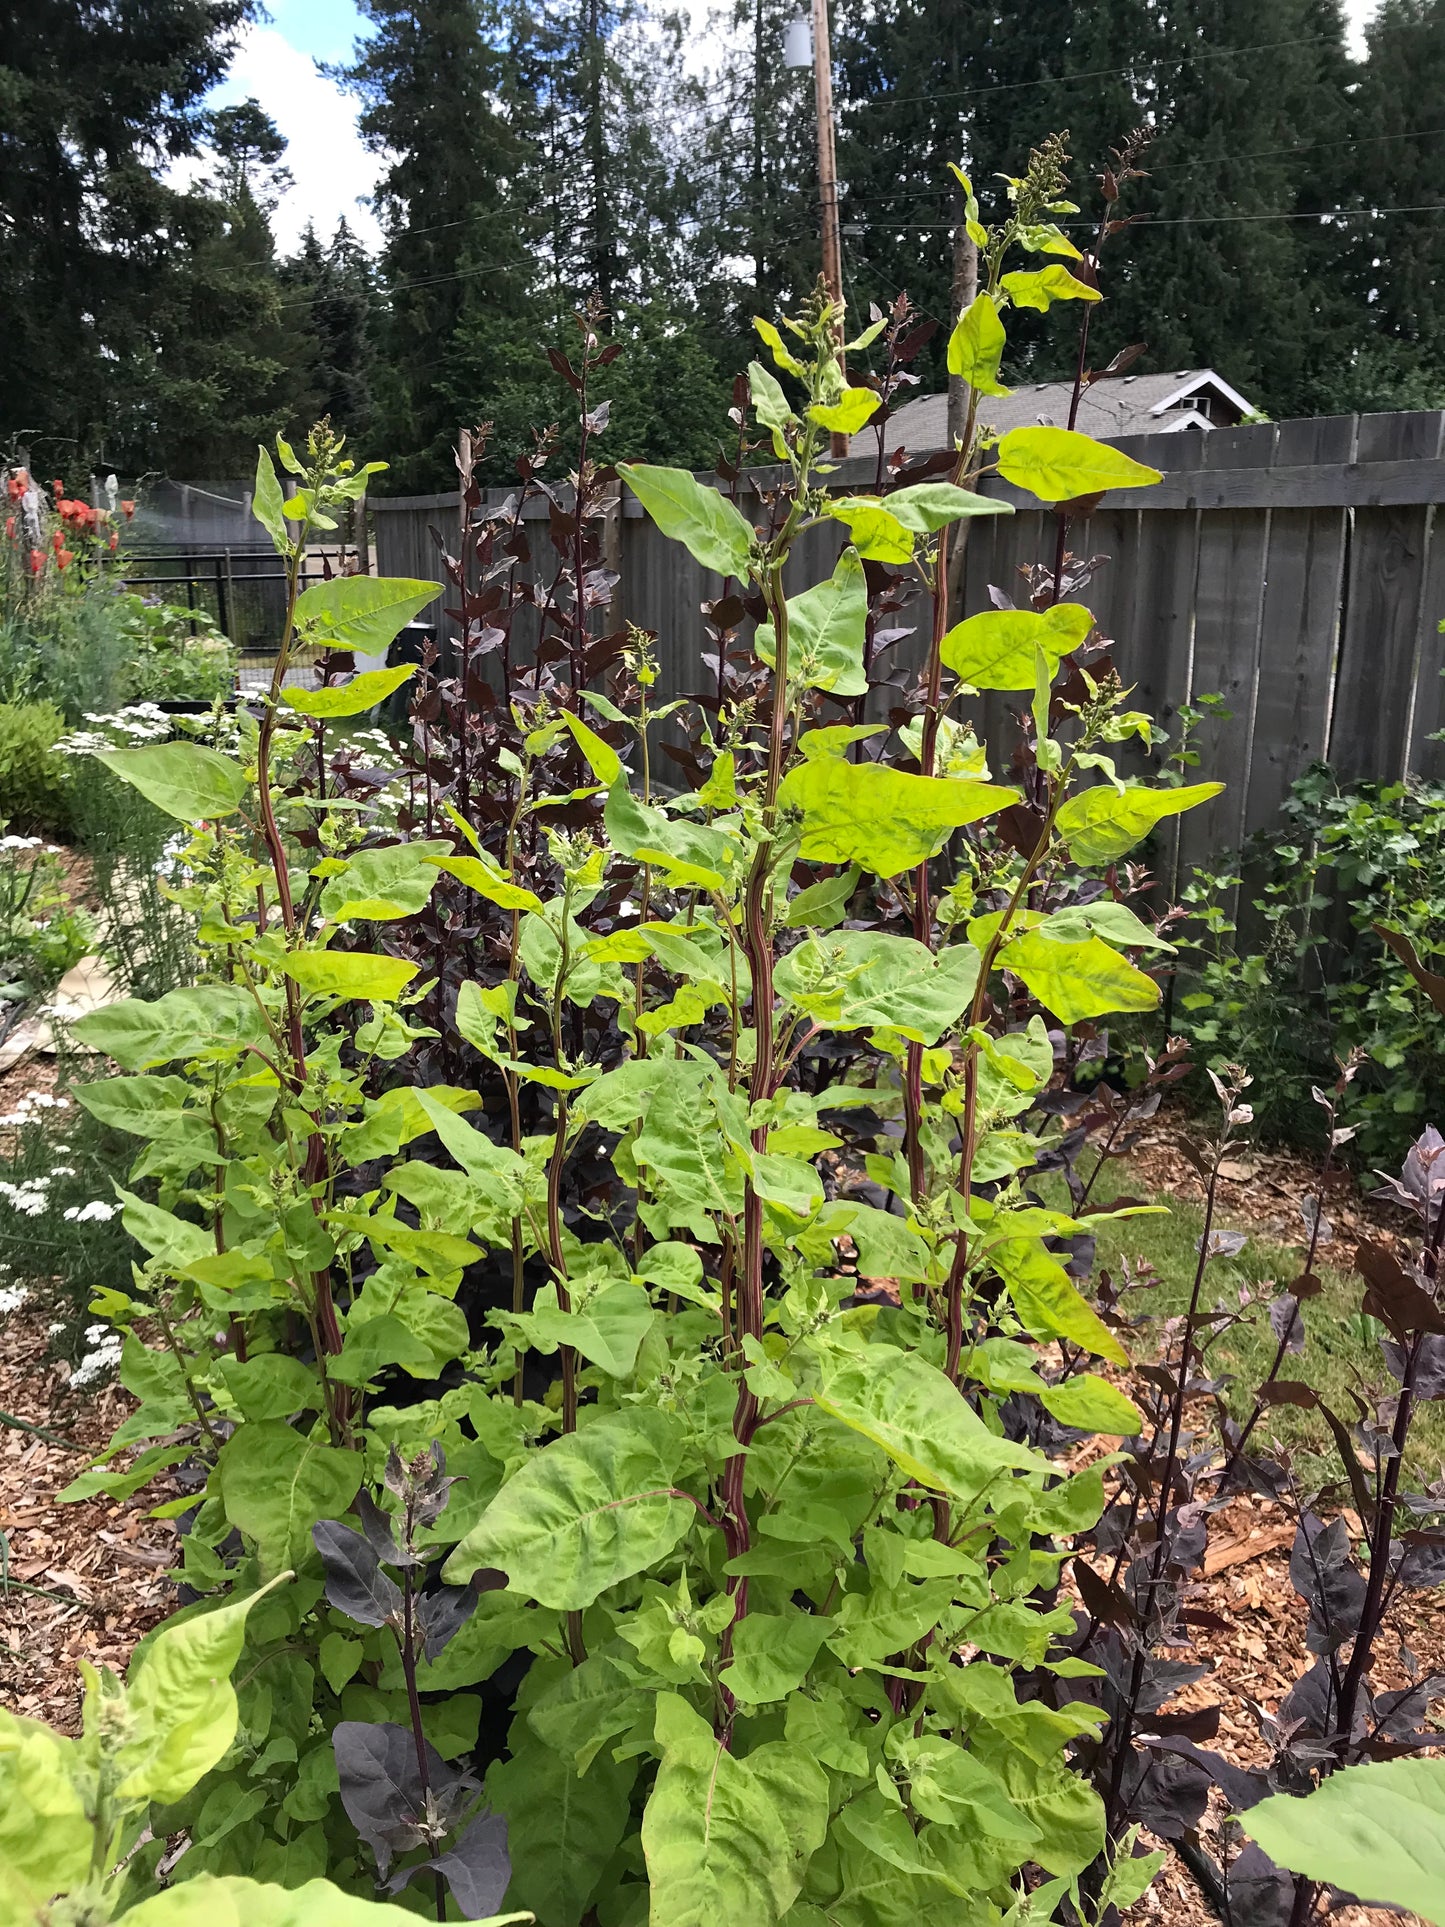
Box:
left=0, top=830, right=91, bottom=1003
left=115, top=596, right=237, bottom=704
left=1175, top=764, right=1445, bottom=1161
left=0, top=701, right=73, bottom=834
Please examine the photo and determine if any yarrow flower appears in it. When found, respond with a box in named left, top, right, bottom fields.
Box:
left=63, top=1200, right=117, bottom=1223
left=0, top=1284, right=29, bottom=1314
left=70, top=1321, right=123, bottom=1387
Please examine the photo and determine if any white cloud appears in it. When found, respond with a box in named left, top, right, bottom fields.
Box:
left=203, top=24, right=386, bottom=254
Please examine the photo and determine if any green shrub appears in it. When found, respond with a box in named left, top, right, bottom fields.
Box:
left=0, top=829, right=92, bottom=1002
left=114, top=595, right=237, bottom=704
left=0, top=700, right=73, bottom=834
left=1174, top=764, right=1445, bottom=1161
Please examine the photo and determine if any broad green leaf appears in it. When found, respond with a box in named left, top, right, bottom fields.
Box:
left=617, top=463, right=754, bottom=578
left=991, top=1238, right=1128, bottom=1367
left=292, top=576, right=439, bottom=655
left=283, top=665, right=416, bottom=718
left=755, top=546, right=867, bottom=697
left=505, top=1281, right=654, bottom=1377
left=784, top=863, right=860, bottom=930
left=1245, top=1758, right=1445, bottom=1925
left=723, top=1609, right=833, bottom=1704
left=940, top=604, right=1093, bottom=690
left=558, top=708, right=622, bottom=785
left=1038, top=1376, right=1141, bottom=1434
left=947, top=292, right=1010, bottom=396
left=0, top=1718, right=92, bottom=1920
left=815, top=1349, right=1046, bottom=1505
left=253, top=447, right=288, bottom=554
left=998, top=928, right=1159, bottom=1024
left=1039, top=901, right=1174, bottom=952
left=823, top=498, right=914, bottom=563
left=749, top=361, right=795, bottom=458
left=214, top=1353, right=323, bottom=1423
left=487, top=1730, right=637, bottom=1927
left=605, top=781, right=737, bottom=891
left=753, top=315, right=805, bottom=376
left=319, top=842, right=444, bottom=922
left=808, top=387, right=881, bottom=434
left=121, top=1572, right=289, bottom=1802
left=217, top=1421, right=362, bottom=1576
left=775, top=930, right=978, bottom=1043
left=122, top=1874, right=532, bottom=1927
left=74, top=1074, right=191, bottom=1138
left=996, top=426, right=1162, bottom=502
left=642, top=1695, right=829, bottom=1927
left=635, top=1063, right=744, bottom=1216
left=118, top=1188, right=212, bottom=1266
left=1054, top=781, right=1225, bottom=864
left=1000, top=265, right=1102, bottom=311
left=279, top=949, right=418, bottom=1002
left=428, top=853, right=543, bottom=912
left=778, top=753, right=1016, bottom=877
left=72, top=984, right=269, bottom=1070
left=443, top=1409, right=697, bottom=1609
left=883, top=481, right=1010, bottom=532
left=96, top=742, right=247, bottom=822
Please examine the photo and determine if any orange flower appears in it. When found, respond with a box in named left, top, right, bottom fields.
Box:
left=107, top=531, right=118, bottom=552
left=27, top=549, right=44, bottom=576
left=120, top=500, right=135, bottom=520
left=51, top=528, right=63, bottom=552
left=6, top=472, right=27, bottom=504
left=55, top=547, right=75, bottom=571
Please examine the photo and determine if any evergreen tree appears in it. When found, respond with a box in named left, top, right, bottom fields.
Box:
left=0, top=0, right=256, bottom=472
left=282, top=220, right=377, bottom=443
left=1325, top=0, right=1445, bottom=409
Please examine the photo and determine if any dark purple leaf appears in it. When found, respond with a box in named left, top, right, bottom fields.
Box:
left=1267, top=1295, right=1306, bottom=1355
left=416, top=1570, right=506, bottom=1661
left=1289, top=1515, right=1366, bottom=1656
left=1114, top=1744, right=1210, bottom=1839
left=1145, top=1736, right=1267, bottom=1811
left=1356, top=1241, right=1445, bottom=1339
left=1382, top=1332, right=1445, bottom=1398
left=1394, top=1531, right=1445, bottom=1588
left=313, top=1521, right=403, bottom=1628
left=353, top=1489, right=406, bottom=1566
left=1224, top=1842, right=1295, bottom=1927
left=389, top=1808, right=511, bottom=1920
left=333, top=1720, right=448, bottom=1876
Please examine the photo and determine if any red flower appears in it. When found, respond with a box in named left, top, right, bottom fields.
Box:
left=6, top=472, right=27, bottom=504
left=51, top=528, right=63, bottom=553
left=52, top=480, right=64, bottom=499
left=120, top=500, right=135, bottom=520
left=107, top=531, right=118, bottom=551
left=27, top=549, right=44, bottom=576
left=55, top=547, right=75, bottom=571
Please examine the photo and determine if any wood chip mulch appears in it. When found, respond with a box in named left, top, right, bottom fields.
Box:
left=0, top=1307, right=178, bottom=1733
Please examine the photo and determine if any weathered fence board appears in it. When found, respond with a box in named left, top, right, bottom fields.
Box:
left=373, top=407, right=1445, bottom=872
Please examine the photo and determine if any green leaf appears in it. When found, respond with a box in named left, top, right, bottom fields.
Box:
left=723, top=1609, right=833, bottom=1704
left=815, top=1349, right=1046, bottom=1505
left=292, top=576, right=439, bottom=656
left=823, top=499, right=915, bottom=563
left=1038, top=1376, right=1141, bottom=1434
left=427, top=853, right=543, bottom=912
left=884, top=481, right=1010, bottom=532
left=0, top=1717, right=95, bottom=1915
left=808, top=387, right=881, bottom=434
left=214, top=1354, right=323, bottom=1423
left=319, top=843, right=444, bottom=923
left=784, top=863, right=860, bottom=930
left=605, top=782, right=737, bottom=891
left=74, top=1074, right=191, bottom=1138
left=253, top=447, right=288, bottom=555
left=96, top=743, right=247, bottom=822
left=749, top=360, right=795, bottom=457
left=121, top=1874, right=532, bottom=1927
left=947, top=293, right=1009, bottom=396
left=217, top=1422, right=362, bottom=1577
left=1039, top=901, right=1175, bottom=952
left=1000, top=265, right=1102, bottom=311
left=443, top=1409, right=697, bottom=1609
left=775, top=930, right=978, bottom=1044
left=939, top=603, right=1093, bottom=690
left=755, top=546, right=867, bottom=697
left=487, top=1729, right=636, bottom=1927
left=617, top=463, right=754, bottom=578
left=991, top=1238, right=1128, bottom=1367
left=283, top=665, right=416, bottom=719
left=278, top=949, right=419, bottom=1002
left=634, top=1063, right=744, bottom=1216
left=998, top=928, right=1159, bottom=1024
left=996, top=426, right=1162, bottom=502
left=506, top=1281, right=654, bottom=1377
left=642, top=1695, right=829, bottom=1927
left=778, top=753, right=1016, bottom=877
left=753, top=315, right=805, bottom=376
left=120, top=1573, right=289, bottom=1803
left=1245, top=1758, right=1445, bottom=1924
left=558, top=708, right=622, bottom=785
left=1054, top=781, right=1225, bottom=864
left=72, top=985, right=269, bottom=1070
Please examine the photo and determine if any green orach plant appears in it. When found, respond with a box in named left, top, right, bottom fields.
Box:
left=23, top=157, right=1238, bottom=1927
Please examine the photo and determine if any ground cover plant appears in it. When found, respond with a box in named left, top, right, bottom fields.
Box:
left=3, top=141, right=1442, bottom=1927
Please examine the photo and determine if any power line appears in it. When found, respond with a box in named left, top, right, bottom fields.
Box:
left=865, top=201, right=1445, bottom=233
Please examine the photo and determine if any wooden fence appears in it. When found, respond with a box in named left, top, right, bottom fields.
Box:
left=373, top=407, right=1445, bottom=876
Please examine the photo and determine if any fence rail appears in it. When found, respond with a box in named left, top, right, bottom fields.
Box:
left=372, top=407, right=1445, bottom=872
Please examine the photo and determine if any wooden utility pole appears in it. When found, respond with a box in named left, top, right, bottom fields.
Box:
left=946, top=175, right=979, bottom=450
left=810, top=0, right=849, bottom=458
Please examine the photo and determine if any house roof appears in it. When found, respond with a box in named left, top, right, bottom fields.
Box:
left=851, top=368, right=1257, bottom=457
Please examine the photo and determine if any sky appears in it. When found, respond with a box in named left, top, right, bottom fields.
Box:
left=208, top=0, right=1385, bottom=257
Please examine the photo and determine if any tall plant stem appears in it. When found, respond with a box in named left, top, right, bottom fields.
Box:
left=400, top=1567, right=446, bottom=1924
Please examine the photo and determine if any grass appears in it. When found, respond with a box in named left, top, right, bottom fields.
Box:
left=1071, top=1157, right=1445, bottom=1484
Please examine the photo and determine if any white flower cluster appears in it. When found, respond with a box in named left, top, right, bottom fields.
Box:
left=0, top=1283, right=29, bottom=1315
left=0, top=1090, right=71, bottom=1128
left=0, top=1176, right=51, bottom=1215
left=70, top=1321, right=122, bottom=1387
left=0, top=835, right=44, bottom=853
left=63, top=1199, right=117, bottom=1223
left=56, top=703, right=172, bottom=757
